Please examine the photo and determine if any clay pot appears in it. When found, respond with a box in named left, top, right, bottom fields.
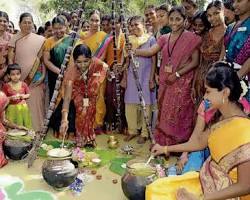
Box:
left=121, top=159, right=157, bottom=200
left=3, top=139, right=32, bottom=160
left=42, top=159, right=78, bottom=189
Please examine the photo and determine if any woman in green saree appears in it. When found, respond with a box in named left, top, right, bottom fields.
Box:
left=43, top=16, right=75, bottom=137
left=149, top=61, right=250, bottom=200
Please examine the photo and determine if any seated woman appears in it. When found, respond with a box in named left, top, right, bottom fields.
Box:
left=59, top=44, right=108, bottom=147
left=148, top=61, right=250, bottom=200
left=0, top=91, right=28, bottom=168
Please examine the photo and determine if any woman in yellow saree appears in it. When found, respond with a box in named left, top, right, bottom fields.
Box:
left=78, top=10, right=113, bottom=133
left=149, top=61, right=250, bottom=200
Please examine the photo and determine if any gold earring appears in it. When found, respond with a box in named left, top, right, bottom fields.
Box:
left=222, top=97, right=225, bottom=104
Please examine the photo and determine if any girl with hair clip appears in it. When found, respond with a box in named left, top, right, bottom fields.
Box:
left=148, top=61, right=250, bottom=200
left=2, top=64, right=31, bottom=129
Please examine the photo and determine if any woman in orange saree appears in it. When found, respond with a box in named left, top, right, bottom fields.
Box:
left=149, top=62, right=250, bottom=200
left=8, top=13, right=45, bottom=132
left=60, top=44, right=108, bottom=147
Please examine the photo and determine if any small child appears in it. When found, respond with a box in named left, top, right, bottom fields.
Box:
left=2, top=64, right=32, bottom=129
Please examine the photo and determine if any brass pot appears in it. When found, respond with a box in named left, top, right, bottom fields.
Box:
left=107, top=135, right=119, bottom=149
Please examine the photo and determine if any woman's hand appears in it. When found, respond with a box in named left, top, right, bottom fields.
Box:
left=149, top=80, right=155, bottom=90
left=120, top=75, right=127, bottom=89
left=166, top=73, right=177, bottom=85
left=125, top=43, right=134, bottom=55
left=191, top=88, right=197, bottom=104
left=60, top=120, right=69, bottom=135
left=113, top=63, right=124, bottom=75
left=151, top=144, right=168, bottom=156
left=155, top=74, right=159, bottom=85
left=10, top=94, right=20, bottom=101
left=176, top=153, right=189, bottom=173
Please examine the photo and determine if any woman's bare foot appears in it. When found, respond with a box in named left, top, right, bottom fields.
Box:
left=176, top=188, right=199, bottom=200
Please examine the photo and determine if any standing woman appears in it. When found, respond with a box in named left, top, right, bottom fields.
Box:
left=43, top=16, right=75, bottom=138
left=0, top=11, right=11, bottom=88
left=192, top=1, right=226, bottom=106
left=104, top=16, right=127, bottom=133
left=60, top=44, right=108, bottom=147
left=79, top=10, right=112, bottom=134
left=8, top=13, right=45, bottom=132
left=135, top=6, right=201, bottom=146
left=123, top=16, right=157, bottom=144
left=181, top=0, right=199, bottom=30
left=221, top=0, right=250, bottom=80
left=156, top=4, right=172, bottom=35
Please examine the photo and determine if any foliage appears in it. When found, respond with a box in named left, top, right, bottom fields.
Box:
left=39, top=0, right=182, bottom=18
left=38, top=0, right=208, bottom=23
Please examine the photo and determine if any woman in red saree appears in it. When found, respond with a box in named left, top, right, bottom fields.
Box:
left=135, top=6, right=201, bottom=146
left=60, top=44, right=108, bottom=147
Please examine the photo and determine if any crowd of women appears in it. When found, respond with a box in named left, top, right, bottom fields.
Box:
left=0, top=0, right=250, bottom=199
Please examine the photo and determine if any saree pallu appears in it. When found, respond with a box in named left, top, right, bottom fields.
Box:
left=0, top=32, right=11, bottom=80
left=224, top=18, right=250, bottom=65
left=146, top=117, right=250, bottom=200
left=47, top=36, right=73, bottom=99
left=66, top=58, right=107, bottom=146
left=9, top=32, right=45, bottom=132
left=79, top=31, right=112, bottom=128
left=193, top=32, right=224, bottom=107
left=154, top=31, right=201, bottom=146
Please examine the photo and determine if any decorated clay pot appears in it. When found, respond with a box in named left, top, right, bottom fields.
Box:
left=42, top=159, right=78, bottom=189
left=3, top=139, right=32, bottom=160
left=121, top=159, right=157, bottom=200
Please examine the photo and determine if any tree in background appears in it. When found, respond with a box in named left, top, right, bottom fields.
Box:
left=39, top=0, right=207, bottom=22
